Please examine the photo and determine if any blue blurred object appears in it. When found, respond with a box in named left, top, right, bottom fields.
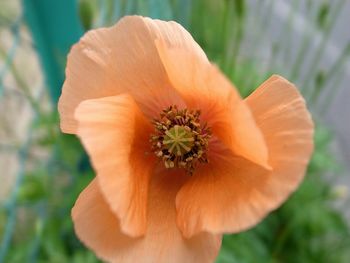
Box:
left=22, top=0, right=83, bottom=102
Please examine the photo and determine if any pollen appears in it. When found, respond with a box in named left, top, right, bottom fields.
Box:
left=150, top=105, right=211, bottom=175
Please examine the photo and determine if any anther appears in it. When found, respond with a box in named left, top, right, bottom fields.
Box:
left=150, top=105, right=211, bottom=175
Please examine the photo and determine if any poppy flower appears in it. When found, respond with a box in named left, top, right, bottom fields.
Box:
left=58, top=16, right=314, bottom=263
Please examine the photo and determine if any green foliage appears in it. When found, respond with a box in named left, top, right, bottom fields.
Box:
left=17, top=171, right=47, bottom=203
left=79, top=0, right=95, bottom=31
left=317, top=1, right=330, bottom=30
left=1, top=110, right=94, bottom=262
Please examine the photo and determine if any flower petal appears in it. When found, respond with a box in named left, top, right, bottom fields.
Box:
left=74, top=94, right=156, bottom=237
left=156, top=40, right=270, bottom=169
left=59, top=15, right=207, bottom=133
left=72, top=175, right=221, bottom=263
left=176, top=76, right=314, bottom=237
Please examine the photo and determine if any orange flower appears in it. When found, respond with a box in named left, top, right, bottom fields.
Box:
left=58, top=16, right=314, bottom=263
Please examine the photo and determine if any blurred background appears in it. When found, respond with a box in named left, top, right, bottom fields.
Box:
left=0, top=0, right=349, bottom=262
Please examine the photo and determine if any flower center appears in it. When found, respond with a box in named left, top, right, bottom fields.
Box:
left=163, top=125, right=194, bottom=156
left=150, top=105, right=211, bottom=175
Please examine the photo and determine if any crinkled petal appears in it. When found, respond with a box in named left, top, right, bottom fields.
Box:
left=74, top=94, right=156, bottom=237
left=72, top=175, right=222, bottom=263
left=156, top=40, right=270, bottom=169
left=59, top=15, right=207, bottom=133
left=176, top=76, right=314, bottom=237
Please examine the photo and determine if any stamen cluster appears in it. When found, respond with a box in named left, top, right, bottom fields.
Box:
left=150, top=105, right=211, bottom=175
